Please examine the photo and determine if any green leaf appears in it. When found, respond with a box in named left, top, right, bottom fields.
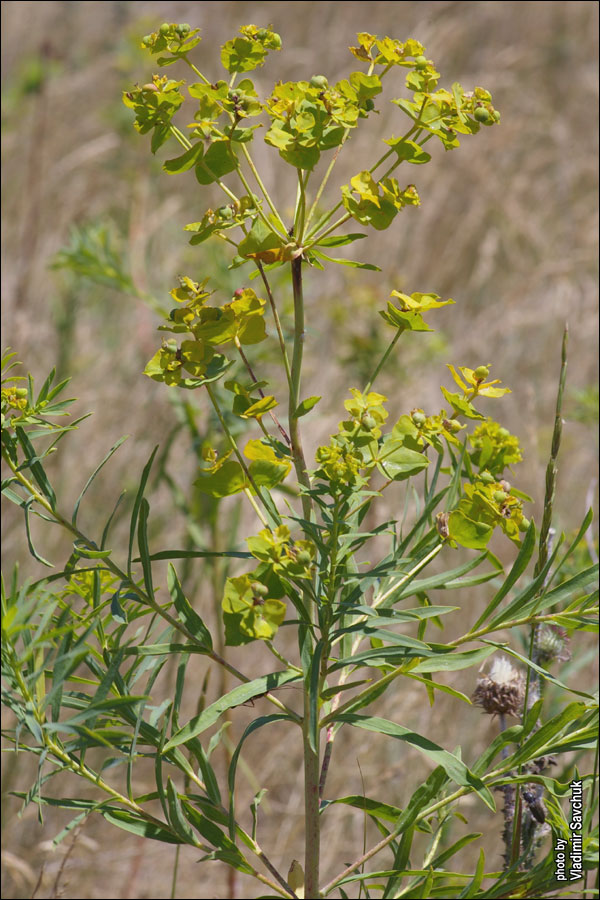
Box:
left=489, top=562, right=597, bottom=629
left=166, top=778, right=197, bottom=844
left=240, top=395, right=278, bottom=419
left=195, top=460, right=247, bottom=498
left=393, top=765, right=449, bottom=833
left=221, top=36, right=268, bottom=74
left=294, top=396, right=321, bottom=418
left=316, top=233, right=367, bottom=248
left=440, top=386, right=483, bottom=420
left=167, top=564, right=213, bottom=651
left=110, top=592, right=127, bottom=625
left=447, top=510, right=494, bottom=549
left=335, top=714, right=495, bottom=808
left=227, top=714, right=291, bottom=839
left=164, top=670, right=301, bottom=750
left=376, top=439, right=430, bottom=481
left=321, top=795, right=402, bottom=823
left=128, top=447, right=158, bottom=575
left=195, top=141, right=238, bottom=185
left=163, top=142, right=204, bottom=174
left=237, top=218, right=289, bottom=264
left=102, top=808, right=181, bottom=844
left=412, top=646, right=496, bottom=673
left=23, top=500, right=53, bottom=567
left=392, top=553, right=493, bottom=600
left=71, top=437, right=127, bottom=527
left=72, top=542, right=112, bottom=559
left=181, top=801, right=251, bottom=870
left=222, top=574, right=286, bottom=645
left=404, top=672, right=472, bottom=704
left=311, top=250, right=381, bottom=271
left=471, top=519, right=536, bottom=629
left=137, top=497, right=154, bottom=600
left=384, top=137, right=432, bottom=164
left=15, top=427, right=56, bottom=508
left=329, top=644, right=429, bottom=671
left=245, top=439, right=291, bottom=490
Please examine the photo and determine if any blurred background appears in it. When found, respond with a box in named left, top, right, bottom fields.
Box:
left=1, top=1, right=598, bottom=897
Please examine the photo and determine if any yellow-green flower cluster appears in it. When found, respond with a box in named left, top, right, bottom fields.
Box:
left=469, top=418, right=522, bottom=474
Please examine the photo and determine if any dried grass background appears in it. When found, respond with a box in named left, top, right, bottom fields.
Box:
left=1, top=1, right=598, bottom=898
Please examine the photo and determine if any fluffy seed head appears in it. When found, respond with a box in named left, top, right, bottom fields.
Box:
left=473, top=656, right=526, bottom=717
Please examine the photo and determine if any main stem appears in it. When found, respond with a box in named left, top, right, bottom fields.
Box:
left=288, top=255, right=320, bottom=895
left=289, top=257, right=313, bottom=524
left=303, top=694, right=321, bottom=898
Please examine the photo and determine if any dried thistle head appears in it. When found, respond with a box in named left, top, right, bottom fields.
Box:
left=473, top=656, right=526, bottom=717
left=536, top=624, right=571, bottom=666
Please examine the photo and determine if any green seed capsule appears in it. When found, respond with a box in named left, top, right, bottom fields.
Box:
left=492, top=109, right=501, bottom=122
left=519, top=517, right=531, bottom=532
left=411, top=411, right=426, bottom=426
left=445, top=419, right=462, bottom=433
left=479, top=471, right=495, bottom=485
left=493, top=490, right=509, bottom=504
left=364, top=98, right=375, bottom=110
left=361, top=414, right=378, bottom=430
left=179, top=23, right=191, bottom=34
left=474, top=106, right=491, bottom=123
left=296, top=550, right=311, bottom=566
left=414, top=55, right=428, bottom=69
left=159, top=23, right=170, bottom=35
left=251, top=582, right=269, bottom=597
left=142, top=83, right=159, bottom=92
left=474, top=365, right=490, bottom=380
left=310, top=75, right=329, bottom=89
left=270, top=33, right=282, bottom=49
left=497, top=427, right=510, bottom=439
left=142, top=35, right=153, bottom=45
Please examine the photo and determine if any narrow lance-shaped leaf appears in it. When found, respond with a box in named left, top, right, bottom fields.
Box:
left=128, top=447, right=158, bottom=575
left=227, top=714, right=291, bottom=839
left=71, top=436, right=127, bottom=527
left=163, top=670, right=301, bottom=751
left=334, top=714, right=495, bottom=809
left=167, top=563, right=213, bottom=650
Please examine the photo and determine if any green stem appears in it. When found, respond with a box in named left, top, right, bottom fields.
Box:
left=287, top=255, right=320, bottom=894
left=295, top=169, right=309, bottom=244
left=204, top=384, right=270, bottom=525
left=304, top=139, right=347, bottom=232
left=181, top=56, right=287, bottom=238
left=373, top=542, right=443, bottom=608
left=255, top=261, right=293, bottom=392
left=306, top=212, right=352, bottom=248
left=304, top=124, right=420, bottom=244
left=303, top=690, right=321, bottom=898
left=234, top=336, right=291, bottom=446
left=184, top=59, right=210, bottom=85
left=168, top=125, right=240, bottom=205
left=289, top=258, right=313, bottom=524
left=240, top=142, right=289, bottom=236
left=170, top=846, right=181, bottom=899
left=363, top=326, right=404, bottom=393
